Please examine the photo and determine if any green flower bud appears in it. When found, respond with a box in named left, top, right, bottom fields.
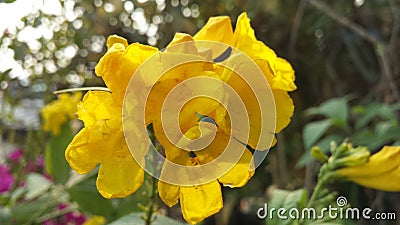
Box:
left=332, top=146, right=370, bottom=169
left=311, top=146, right=328, bottom=163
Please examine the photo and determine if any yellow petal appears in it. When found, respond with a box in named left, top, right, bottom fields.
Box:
left=233, top=13, right=276, bottom=61
left=194, top=16, right=234, bottom=59
left=337, top=146, right=400, bottom=192
left=41, top=104, right=67, bottom=135
left=95, top=38, right=158, bottom=102
left=146, top=67, right=221, bottom=129
left=77, top=91, right=121, bottom=130
left=41, top=92, right=82, bottom=135
left=271, top=57, right=297, bottom=91
left=106, top=34, right=128, bottom=49
left=158, top=181, right=180, bottom=207
left=218, top=149, right=254, bottom=188
left=96, top=133, right=144, bottom=198
left=273, top=89, right=294, bottom=133
left=349, top=167, right=400, bottom=192
left=82, top=216, right=106, bottom=225
left=234, top=12, right=256, bottom=42
left=180, top=181, right=223, bottom=224
left=65, top=127, right=103, bottom=174
left=234, top=13, right=297, bottom=92
left=221, top=68, right=275, bottom=150
left=194, top=16, right=234, bottom=46
left=167, top=32, right=198, bottom=55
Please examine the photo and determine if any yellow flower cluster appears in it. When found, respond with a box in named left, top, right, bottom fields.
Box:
left=65, top=12, right=296, bottom=224
left=41, top=92, right=82, bottom=135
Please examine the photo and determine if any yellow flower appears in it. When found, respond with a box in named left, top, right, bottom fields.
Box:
left=82, top=216, right=105, bottom=225
left=41, top=92, right=82, bottom=135
left=337, top=146, right=400, bottom=192
left=65, top=36, right=157, bottom=198
left=65, top=12, right=296, bottom=225
left=153, top=13, right=296, bottom=224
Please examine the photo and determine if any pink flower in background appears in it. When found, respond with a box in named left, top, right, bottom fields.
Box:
left=8, top=149, right=23, bottom=164
left=43, top=204, right=87, bottom=225
left=25, top=155, right=46, bottom=173
left=0, top=165, right=14, bottom=193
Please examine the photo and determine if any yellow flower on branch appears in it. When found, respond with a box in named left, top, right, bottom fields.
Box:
left=41, top=92, right=82, bottom=135
left=65, top=12, right=296, bottom=225
left=337, top=146, right=400, bottom=192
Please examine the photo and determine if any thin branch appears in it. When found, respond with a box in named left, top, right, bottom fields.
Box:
left=53, top=87, right=110, bottom=94
left=307, top=0, right=384, bottom=47
left=389, top=0, right=400, bottom=49
left=277, top=133, right=289, bottom=186
left=289, top=0, right=308, bottom=56
left=377, top=47, right=400, bottom=102
left=308, top=0, right=400, bottom=102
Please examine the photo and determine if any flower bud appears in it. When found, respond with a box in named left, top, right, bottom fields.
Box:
left=311, top=146, right=328, bottom=163
left=332, top=146, right=370, bottom=169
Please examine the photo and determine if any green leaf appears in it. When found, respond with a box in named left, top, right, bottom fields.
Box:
left=353, top=126, right=400, bottom=150
left=108, top=212, right=187, bottom=225
left=25, top=173, right=52, bottom=200
left=68, top=177, right=114, bottom=218
left=302, top=119, right=333, bottom=150
left=108, top=212, right=143, bottom=225
left=0, top=207, right=11, bottom=225
left=45, top=122, right=74, bottom=184
left=10, top=195, right=57, bottom=224
left=305, top=98, right=350, bottom=126
left=266, top=189, right=307, bottom=225
left=154, top=215, right=188, bottom=225
left=354, top=103, right=400, bottom=130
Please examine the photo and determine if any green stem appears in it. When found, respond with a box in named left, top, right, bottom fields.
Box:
left=143, top=125, right=160, bottom=225
left=306, top=176, right=326, bottom=208
left=144, top=176, right=158, bottom=225
left=35, top=204, right=78, bottom=224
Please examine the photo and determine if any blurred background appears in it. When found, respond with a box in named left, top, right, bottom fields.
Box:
left=0, top=0, right=399, bottom=224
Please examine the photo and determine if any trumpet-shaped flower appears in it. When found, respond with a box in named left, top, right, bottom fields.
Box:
left=41, top=92, right=82, bottom=135
left=337, top=146, right=400, bottom=192
left=65, top=12, right=296, bottom=225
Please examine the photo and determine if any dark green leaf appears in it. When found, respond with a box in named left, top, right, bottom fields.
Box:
left=10, top=195, right=57, bottom=224
left=302, top=119, right=333, bottom=150
left=266, top=189, right=307, bottom=225
left=305, top=98, right=350, bottom=125
left=45, top=122, right=74, bottom=184
left=68, top=177, right=114, bottom=218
